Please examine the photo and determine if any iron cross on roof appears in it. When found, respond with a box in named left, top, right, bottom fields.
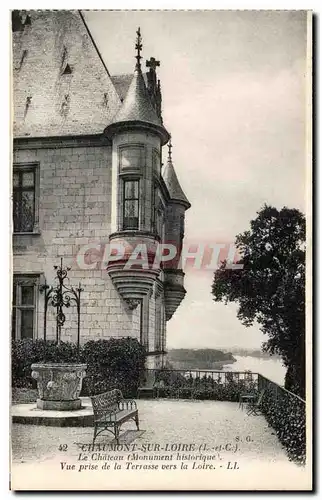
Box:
left=135, top=27, right=142, bottom=68
left=146, top=57, right=160, bottom=72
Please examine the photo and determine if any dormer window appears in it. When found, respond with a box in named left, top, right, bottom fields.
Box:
left=61, top=63, right=72, bottom=75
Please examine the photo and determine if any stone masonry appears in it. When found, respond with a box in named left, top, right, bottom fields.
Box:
left=12, top=10, right=189, bottom=369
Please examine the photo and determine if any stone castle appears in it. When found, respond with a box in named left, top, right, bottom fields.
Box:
left=12, top=10, right=190, bottom=368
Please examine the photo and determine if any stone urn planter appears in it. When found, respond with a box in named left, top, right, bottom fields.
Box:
left=31, top=363, right=87, bottom=411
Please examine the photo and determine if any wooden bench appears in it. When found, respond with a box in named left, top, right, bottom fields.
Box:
left=90, top=389, right=139, bottom=444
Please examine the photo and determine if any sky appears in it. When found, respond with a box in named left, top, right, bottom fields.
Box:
left=84, top=10, right=308, bottom=350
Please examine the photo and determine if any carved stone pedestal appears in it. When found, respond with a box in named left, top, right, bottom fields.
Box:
left=31, top=363, right=87, bottom=411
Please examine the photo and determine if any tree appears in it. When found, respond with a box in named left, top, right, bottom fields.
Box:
left=212, top=205, right=306, bottom=398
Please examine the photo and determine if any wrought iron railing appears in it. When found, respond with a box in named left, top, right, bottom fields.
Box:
left=141, top=368, right=258, bottom=401
left=139, top=369, right=306, bottom=464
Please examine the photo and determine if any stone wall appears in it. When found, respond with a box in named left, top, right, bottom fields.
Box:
left=12, top=141, right=142, bottom=343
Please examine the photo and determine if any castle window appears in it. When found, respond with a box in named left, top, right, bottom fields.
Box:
left=13, top=166, right=36, bottom=233
left=123, top=179, right=139, bottom=229
left=153, top=186, right=164, bottom=240
left=156, top=206, right=164, bottom=240
left=12, top=275, right=39, bottom=340
left=120, top=146, right=143, bottom=171
left=152, top=149, right=161, bottom=175
left=13, top=163, right=40, bottom=234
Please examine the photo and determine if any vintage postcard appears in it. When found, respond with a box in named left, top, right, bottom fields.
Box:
left=10, top=9, right=312, bottom=491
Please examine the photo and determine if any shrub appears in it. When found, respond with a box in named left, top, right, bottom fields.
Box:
left=153, top=371, right=257, bottom=403
left=155, top=369, right=186, bottom=389
left=11, top=339, right=79, bottom=387
left=81, top=337, right=146, bottom=397
left=11, top=337, right=146, bottom=397
left=260, top=388, right=306, bottom=464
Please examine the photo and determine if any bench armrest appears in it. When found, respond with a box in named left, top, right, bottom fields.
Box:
left=118, top=399, right=137, bottom=411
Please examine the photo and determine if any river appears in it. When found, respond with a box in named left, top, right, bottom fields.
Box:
left=222, top=355, right=286, bottom=386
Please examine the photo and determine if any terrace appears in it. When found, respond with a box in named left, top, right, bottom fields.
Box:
left=11, top=370, right=308, bottom=490
left=139, top=369, right=306, bottom=462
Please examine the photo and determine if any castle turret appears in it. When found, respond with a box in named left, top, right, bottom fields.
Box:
left=104, top=28, right=170, bottom=309
left=163, top=139, right=191, bottom=320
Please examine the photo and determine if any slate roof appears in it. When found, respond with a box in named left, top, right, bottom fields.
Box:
left=163, top=159, right=191, bottom=208
left=111, top=74, right=133, bottom=102
left=12, top=10, right=121, bottom=138
left=110, top=67, right=162, bottom=127
left=111, top=73, right=149, bottom=102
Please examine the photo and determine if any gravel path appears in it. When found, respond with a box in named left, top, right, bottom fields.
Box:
left=11, top=400, right=308, bottom=490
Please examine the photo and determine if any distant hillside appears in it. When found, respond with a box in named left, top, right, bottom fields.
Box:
left=225, top=348, right=281, bottom=360
left=167, top=349, right=236, bottom=370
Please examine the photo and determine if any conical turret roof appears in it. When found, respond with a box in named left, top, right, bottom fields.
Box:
left=112, top=67, right=161, bottom=126
left=163, top=145, right=191, bottom=209
left=104, top=28, right=169, bottom=145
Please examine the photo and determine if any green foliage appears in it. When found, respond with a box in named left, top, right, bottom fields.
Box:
left=11, top=340, right=79, bottom=387
left=155, top=370, right=257, bottom=402
left=212, top=205, right=306, bottom=398
left=11, top=338, right=146, bottom=397
left=155, top=369, right=186, bottom=388
left=260, top=387, right=306, bottom=464
left=82, top=338, right=146, bottom=397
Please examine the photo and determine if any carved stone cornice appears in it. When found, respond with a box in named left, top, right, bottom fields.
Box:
left=106, top=230, right=162, bottom=308
left=104, top=120, right=170, bottom=147
left=154, top=279, right=164, bottom=299
left=109, top=230, right=159, bottom=241
left=127, top=298, right=141, bottom=310
left=163, top=269, right=186, bottom=320
left=107, top=263, right=160, bottom=309
left=164, top=286, right=186, bottom=321
left=13, top=134, right=111, bottom=150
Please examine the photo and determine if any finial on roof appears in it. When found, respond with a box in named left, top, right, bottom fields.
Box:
left=167, top=136, right=173, bottom=162
left=163, top=142, right=191, bottom=209
left=135, top=27, right=142, bottom=70
left=146, top=57, right=160, bottom=72
left=104, top=25, right=170, bottom=146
